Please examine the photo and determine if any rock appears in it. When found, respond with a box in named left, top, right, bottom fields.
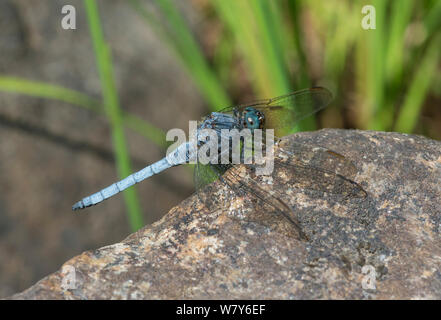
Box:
left=8, top=129, right=441, bottom=299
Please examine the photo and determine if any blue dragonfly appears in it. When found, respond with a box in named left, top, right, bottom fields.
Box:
left=73, top=87, right=366, bottom=240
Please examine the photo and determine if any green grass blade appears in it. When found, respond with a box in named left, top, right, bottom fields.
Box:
left=385, top=0, right=414, bottom=86
left=424, top=0, right=441, bottom=35
left=286, top=0, right=310, bottom=88
left=0, top=76, right=100, bottom=110
left=394, top=33, right=441, bottom=133
left=213, top=0, right=318, bottom=131
left=249, top=0, right=291, bottom=95
left=365, top=0, right=386, bottom=131
left=122, top=113, right=167, bottom=148
left=0, top=76, right=167, bottom=148
left=84, top=0, right=143, bottom=231
left=212, top=0, right=271, bottom=97
left=129, top=0, right=231, bottom=111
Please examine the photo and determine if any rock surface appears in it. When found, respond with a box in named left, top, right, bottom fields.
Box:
left=9, top=129, right=441, bottom=299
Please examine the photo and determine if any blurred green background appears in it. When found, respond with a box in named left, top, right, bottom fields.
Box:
left=0, top=0, right=439, bottom=297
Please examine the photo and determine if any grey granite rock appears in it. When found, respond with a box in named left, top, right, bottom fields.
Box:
left=9, top=129, right=441, bottom=299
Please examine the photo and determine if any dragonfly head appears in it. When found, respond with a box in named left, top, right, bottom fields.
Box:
left=242, top=107, right=265, bottom=131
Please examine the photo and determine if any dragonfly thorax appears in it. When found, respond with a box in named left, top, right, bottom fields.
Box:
left=198, top=112, right=240, bottom=132
left=195, top=109, right=261, bottom=165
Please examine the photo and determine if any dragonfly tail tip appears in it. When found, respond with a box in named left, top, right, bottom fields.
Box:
left=72, top=201, right=84, bottom=211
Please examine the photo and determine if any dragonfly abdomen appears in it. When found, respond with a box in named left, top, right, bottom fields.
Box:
left=72, top=142, right=191, bottom=211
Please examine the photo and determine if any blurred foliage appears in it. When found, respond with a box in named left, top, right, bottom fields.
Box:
left=131, top=0, right=440, bottom=136
left=84, top=0, right=144, bottom=231
left=0, top=0, right=440, bottom=230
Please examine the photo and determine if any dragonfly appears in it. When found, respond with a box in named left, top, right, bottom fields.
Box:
left=72, top=87, right=367, bottom=240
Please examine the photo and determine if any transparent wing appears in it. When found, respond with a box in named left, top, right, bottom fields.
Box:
left=273, top=138, right=367, bottom=198
left=221, top=165, right=307, bottom=240
left=193, top=160, right=231, bottom=211
left=217, top=128, right=367, bottom=198
left=220, top=151, right=366, bottom=240
left=194, top=159, right=307, bottom=240
left=194, top=162, right=221, bottom=192
left=219, top=87, right=333, bottom=137
left=218, top=139, right=366, bottom=240
left=193, top=133, right=367, bottom=241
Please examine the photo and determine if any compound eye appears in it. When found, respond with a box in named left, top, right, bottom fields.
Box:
left=245, top=114, right=260, bottom=129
